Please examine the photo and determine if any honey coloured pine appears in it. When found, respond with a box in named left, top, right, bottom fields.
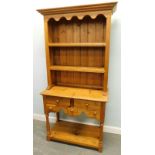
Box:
left=37, top=2, right=117, bottom=152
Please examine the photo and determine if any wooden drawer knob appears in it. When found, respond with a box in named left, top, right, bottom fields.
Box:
left=70, top=108, right=74, bottom=112
left=93, top=111, right=97, bottom=115
left=56, top=100, right=59, bottom=103
left=85, top=103, right=89, bottom=107
left=49, top=106, right=53, bottom=110
left=48, top=105, right=56, bottom=110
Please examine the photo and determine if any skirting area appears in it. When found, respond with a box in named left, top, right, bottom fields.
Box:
left=33, top=120, right=121, bottom=155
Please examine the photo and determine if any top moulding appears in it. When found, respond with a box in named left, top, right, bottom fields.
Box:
left=37, top=2, right=117, bottom=21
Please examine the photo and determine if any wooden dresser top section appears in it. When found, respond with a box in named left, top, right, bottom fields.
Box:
left=37, top=2, right=117, bottom=21
left=41, top=86, right=108, bottom=102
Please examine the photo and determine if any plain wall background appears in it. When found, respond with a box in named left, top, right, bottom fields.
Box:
left=33, top=0, right=121, bottom=128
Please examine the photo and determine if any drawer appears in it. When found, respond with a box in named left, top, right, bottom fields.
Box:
left=74, top=99, right=101, bottom=111
left=46, top=104, right=59, bottom=112
left=45, top=96, right=70, bottom=107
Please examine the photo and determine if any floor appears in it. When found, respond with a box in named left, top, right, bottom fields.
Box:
left=33, top=120, right=121, bottom=155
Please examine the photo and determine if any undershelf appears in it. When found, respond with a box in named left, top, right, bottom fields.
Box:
left=48, top=120, right=100, bottom=149
left=41, top=86, right=108, bottom=102
left=48, top=42, right=106, bottom=47
left=49, top=66, right=105, bottom=73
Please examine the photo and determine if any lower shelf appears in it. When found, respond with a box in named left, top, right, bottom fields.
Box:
left=48, top=121, right=101, bottom=149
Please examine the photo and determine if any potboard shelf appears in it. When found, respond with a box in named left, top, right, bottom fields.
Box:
left=49, top=66, right=105, bottom=73
left=48, top=121, right=100, bottom=149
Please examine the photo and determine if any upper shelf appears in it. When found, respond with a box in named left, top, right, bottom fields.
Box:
left=49, top=66, right=105, bottom=73
left=48, top=43, right=106, bottom=47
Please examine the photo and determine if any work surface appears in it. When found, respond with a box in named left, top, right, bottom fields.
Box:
left=33, top=120, right=121, bottom=155
left=41, top=86, right=108, bottom=102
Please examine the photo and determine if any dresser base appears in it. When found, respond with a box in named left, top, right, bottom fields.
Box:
left=47, top=120, right=102, bottom=151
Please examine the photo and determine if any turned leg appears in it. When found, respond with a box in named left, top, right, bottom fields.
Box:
left=98, top=123, right=103, bottom=152
left=98, top=102, right=106, bottom=152
left=45, top=112, right=51, bottom=140
left=43, top=96, right=51, bottom=140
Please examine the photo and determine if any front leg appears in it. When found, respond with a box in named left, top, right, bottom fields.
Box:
left=98, top=102, right=106, bottom=152
left=45, top=112, right=51, bottom=140
left=43, top=96, right=51, bottom=140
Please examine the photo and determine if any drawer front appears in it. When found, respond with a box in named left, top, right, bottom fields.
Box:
left=74, top=99, right=101, bottom=120
left=43, top=97, right=101, bottom=120
left=46, top=104, right=59, bottom=112
left=45, top=96, right=70, bottom=107
left=74, top=99, right=101, bottom=111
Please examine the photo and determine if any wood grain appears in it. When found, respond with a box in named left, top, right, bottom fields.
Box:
left=49, top=66, right=105, bottom=73
left=37, top=2, right=117, bottom=15
left=103, top=14, right=111, bottom=92
left=73, top=17, right=81, bottom=85
left=49, top=42, right=106, bottom=47
left=41, top=86, right=108, bottom=102
left=44, top=18, right=52, bottom=88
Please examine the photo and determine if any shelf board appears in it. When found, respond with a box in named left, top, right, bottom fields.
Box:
left=48, top=43, right=106, bottom=47
left=48, top=120, right=100, bottom=149
left=41, top=86, right=108, bottom=102
left=49, top=66, right=105, bottom=73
